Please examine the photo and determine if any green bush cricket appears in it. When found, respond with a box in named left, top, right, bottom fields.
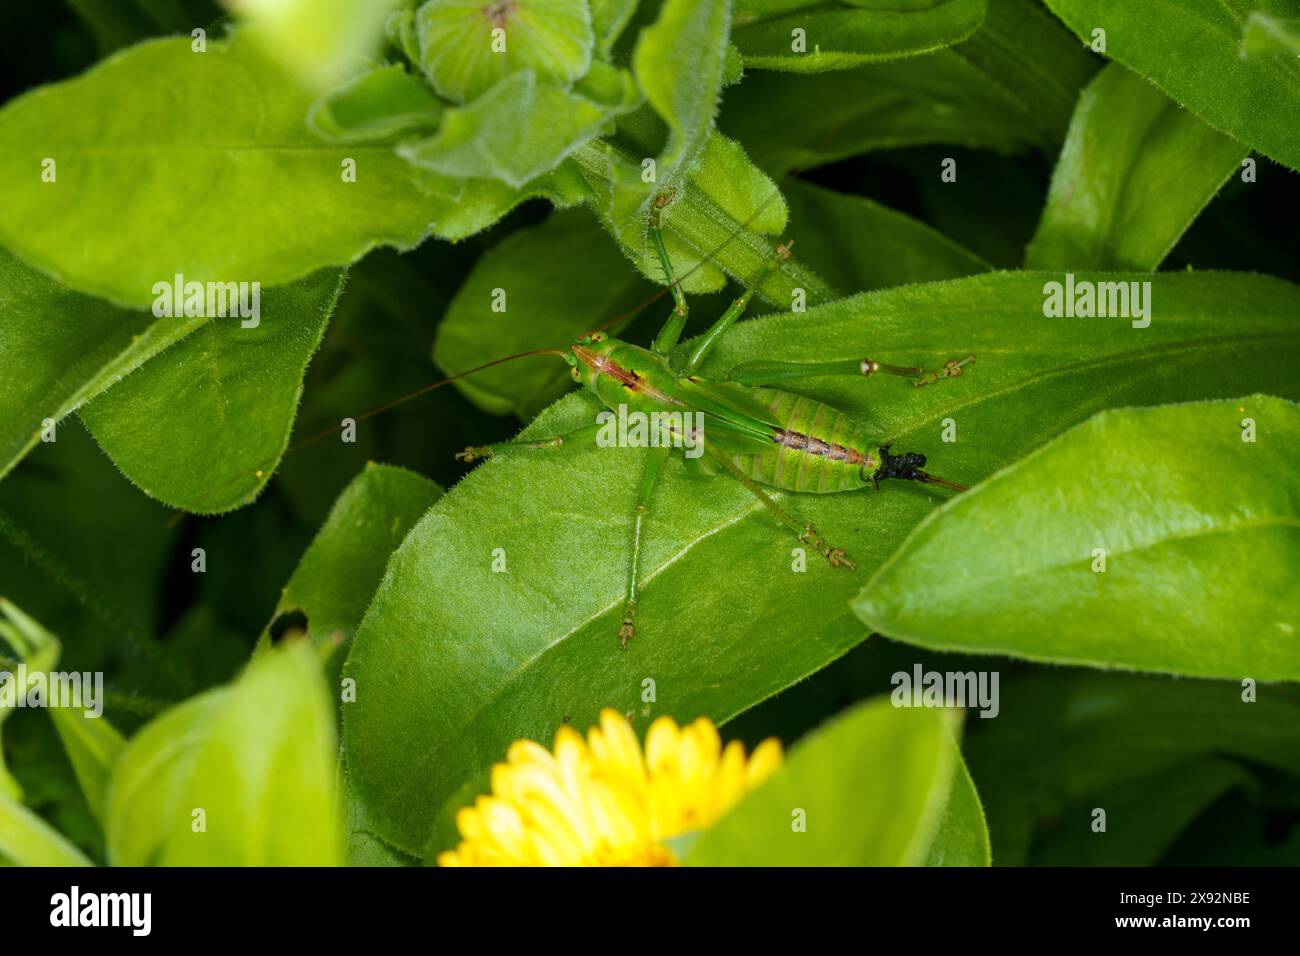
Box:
left=450, top=195, right=976, bottom=647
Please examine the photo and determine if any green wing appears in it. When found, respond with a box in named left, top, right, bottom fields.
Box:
left=677, top=376, right=778, bottom=455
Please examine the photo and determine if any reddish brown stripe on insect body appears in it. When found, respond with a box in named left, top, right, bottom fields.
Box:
left=772, top=429, right=866, bottom=465
left=573, top=344, right=679, bottom=404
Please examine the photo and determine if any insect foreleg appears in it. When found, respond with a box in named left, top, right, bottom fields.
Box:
left=703, top=445, right=855, bottom=571
left=681, top=242, right=794, bottom=374
left=455, top=421, right=604, bottom=464
left=726, top=355, right=975, bottom=389
left=619, top=444, right=670, bottom=648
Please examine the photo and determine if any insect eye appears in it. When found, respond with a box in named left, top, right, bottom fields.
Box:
left=570, top=366, right=581, bottom=382
left=590, top=331, right=606, bottom=342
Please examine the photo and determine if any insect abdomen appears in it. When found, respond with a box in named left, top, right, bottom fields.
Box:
left=732, top=389, right=877, bottom=493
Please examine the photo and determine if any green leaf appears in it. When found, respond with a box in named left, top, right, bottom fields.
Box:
left=0, top=601, right=127, bottom=828
left=78, top=270, right=346, bottom=515
left=307, top=62, right=444, bottom=142
left=233, top=0, right=401, bottom=88
left=963, top=670, right=1300, bottom=864
left=416, top=0, right=594, bottom=103
left=592, top=0, right=639, bottom=54
left=575, top=135, right=832, bottom=304
left=784, top=180, right=990, bottom=293
left=271, top=462, right=443, bottom=646
left=0, top=250, right=204, bottom=483
left=686, top=699, right=957, bottom=865
left=1041, top=0, right=1300, bottom=172
left=344, top=269, right=1300, bottom=854
left=633, top=0, right=732, bottom=180
left=434, top=209, right=654, bottom=417
left=1241, top=11, right=1300, bottom=57
left=399, top=71, right=614, bottom=188
left=0, top=428, right=186, bottom=687
left=64, top=0, right=217, bottom=54
left=924, top=755, right=992, bottom=865
left=855, top=394, right=1300, bottom=680
left=0, top=790, right=93, bottom=866
left=0, top=30, right=444, bottom=308
left=952, top=0, right=1100, bottom=147
left=1027, top=64, right=1247, bottom=271
left=386, top=4, right=422, bottom=63
left=722, top=0, right=1096, bottom=175
left=106, top=642, right=341, bottom=865
left=732, top=0, right=988, bottom=72
left=722, top=57, right=1042, bottom=177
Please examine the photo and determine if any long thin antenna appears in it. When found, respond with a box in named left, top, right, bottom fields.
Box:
left=283, top=119, right=855, bottom=456
left=286, top=348, right=569, bottom=452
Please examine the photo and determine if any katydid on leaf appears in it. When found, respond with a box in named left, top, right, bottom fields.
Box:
left=443, top=195, right=976, bottom=647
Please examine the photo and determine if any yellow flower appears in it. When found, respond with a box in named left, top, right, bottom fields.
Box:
left=437, top=709, right=782, bottom=867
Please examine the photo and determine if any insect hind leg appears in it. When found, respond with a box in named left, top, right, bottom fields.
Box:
left=862, top=355, right=975, bottom=388
left=704, top=446, right=856, bottom=572
left=726, top=354, right=975, bottom=389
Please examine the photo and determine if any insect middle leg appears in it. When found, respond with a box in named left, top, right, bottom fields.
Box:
left=704, top=445, right=855, bottom=571
left=619, top=444, right=670, bottom=648
left=680, top=242, right=794, bottom=373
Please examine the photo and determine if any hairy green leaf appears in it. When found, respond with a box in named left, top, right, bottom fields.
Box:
left=855, top=394, right=1300, bottom=680
left=0, top=250, right=206, bottom=484
left=307, top=62, right=444, bottom=142
left=344, top=269, right=1300, bottom=853
left=1027, top=64, right=1247, bottom=271
left=78, top=271, right=346, bottom=515
left=592, top=0, right=639, bottom=54
left=0, top=30, right=445, bottom=307
left=1042, top=0, right=1300, bottom=171
left=106, top=642, right=341, bottom=865
left=399, top=71, right=614, bottom=188
left=732, top=0, right=987, bottom=72
left=633, top=0, right=732, bottom=180
left=433, top=209, right=655, bottom=418
left=784, top=180, right=990, bottom=293
left=687, top=700, right=959, bottom=865
left=416, top=0, right=593, bottom=103
left=575, top=136, right=831, bottom=304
